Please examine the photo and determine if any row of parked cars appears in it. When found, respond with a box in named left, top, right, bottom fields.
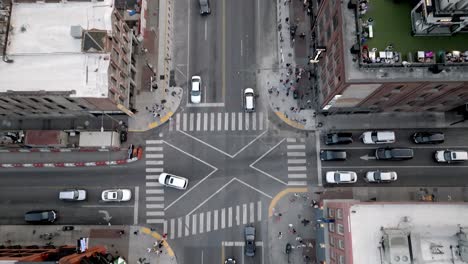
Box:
left=326, top=170, right=397, bottom=184
left=325, top=131, right=446, bottom=145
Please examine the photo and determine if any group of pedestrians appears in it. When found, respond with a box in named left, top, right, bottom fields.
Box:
left=146, top=233, right=168, bottom=256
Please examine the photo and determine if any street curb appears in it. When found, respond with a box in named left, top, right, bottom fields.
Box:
left=140, top=227, right=175, bottom=257
left=148, top=111, right=174, bottom=130
left=268, top=187, right=308, bottom=217
left=0, top=157, right=140, bottom=169
left=0, top=147, right=124, bottom=153
left=274, top=111, right=306, bottom=130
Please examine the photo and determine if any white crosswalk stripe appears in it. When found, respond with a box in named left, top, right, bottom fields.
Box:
left=145, top=140, right=165, bottom=225
left=174, top=112, right=266, bottom=132
left=287, top=138, right=308, bottom=186
left=165, top=201, right=263, bottom=239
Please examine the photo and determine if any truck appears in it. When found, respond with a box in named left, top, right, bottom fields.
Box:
left=24, top=130, right=68, bottom=148
left=78, top=131, right=121, bottom=148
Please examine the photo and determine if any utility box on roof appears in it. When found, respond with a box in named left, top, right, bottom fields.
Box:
left=78, top=131, right=120, bottom=148
left=25, top=130, right=68, bottom=147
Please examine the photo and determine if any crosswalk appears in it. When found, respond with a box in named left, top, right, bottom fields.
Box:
left=286, top=138, right=308, bottom=186
left=164, top=201, right=263, bottom=239
left=168, top=112, right=265, bottom=132
left=145, top=140, right=166, bottom=224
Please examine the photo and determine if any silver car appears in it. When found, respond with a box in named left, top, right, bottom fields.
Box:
left=101, top=189, right=132, bottom=202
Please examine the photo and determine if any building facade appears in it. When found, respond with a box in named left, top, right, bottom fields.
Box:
left=0, top=0, right=139, bottom=118
left=310, top=0, right=468, bottom=114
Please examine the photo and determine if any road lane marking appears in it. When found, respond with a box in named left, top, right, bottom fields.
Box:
left=146, top=189, right=164, bottom=194
left=146, top=182, right=161, bottom=187
left=146, top=154, right=164, bottom=159
left=146, top=204, right=164, bottom=209
left=185, top=215, right=190, bottom=236
left=147, top=219, right=165, bottom=224
left=176, top=113, right=180, bottom=131
left=217, top=113, right=222, bottom=131
left=252, top=113, right=257, bottom=130
left=288, top=159, right=306, bottom=164
left=186, top=102, right=225, bottom=107
left=146, top=160, right=163, bottom=165
left=257, top=201, right=262, bottom=221
left=146, top=140, right=163, bottom=144
left=231, top=112, right=236, bottom=130
left=178, top=217, right=182, bottom=238
left=287, top=145, right=306, bottom=149
left=287, top=138, right=297, bottom=143
left=146, top=168, right=163, bottom=173
left=196, top=113, right=201, bottom=131
left=289, top=173, right=307, bottom=178
left=245, top=113, right=250, bottom=130
left=236, top=205, right=240, bottom=226
left=189, top=113, right=194, bottom=131
left=204, top=20, right=207, bottom=40
left=170, top=218, right=175, bottom=239
left=224, top=112, right=229, bottom=130
left=250, top=138, right=288, bottom=185
left=81, top=204, right=134, bottom=208
left=287, top=152, right=306, bottom=157
left=199, top=212, right=204, bottom=234
left=214, top=210, right=219, bottom=230
left=207, top=211, right=211, bottom=232
left=210, top=112, right=215, bottom=131
left=192, top=214, right=197, bottom=235
left=203, top=113, right=208, bottom=131
left=249, top=202, right=254, bottom=223
left=259, top=112, right=263, bottom=130
left=182, top=113, right=187, bottom=131
left=221, top=0, right=226, bottom=101
left=221, top=208, right=226, bottom=229
left=288, top=166, right=307, bottom=171
left=322, top=165, right=468, bottom=168
left=288, top=181, right=307, bottom=186
left=242, top=204, right=247, bottom=224
left=146, top=211, right=164, bottom=216
left=240, top=39, right=243, bottom=56
left=238, top=112, right=243, bottom=130
left=146, top=175, right=159, bottom=180
left=146, top=147, right=163, bottom=151
left=146, top=196, right=164, bottom=201
left=228, top=207, right=233, bottom=227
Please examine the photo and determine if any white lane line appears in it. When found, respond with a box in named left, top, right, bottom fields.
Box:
left=207, top=211, right=212, bottom=232
left=146, top=147, right=163, bottom=151
left=145, top=175, right=159, bottom=180
left=259, top=112, right=263, bottom=130
left=288, top=181, right=307, bottom=186
left=146, top=140, right=163, bottom=144
left=146, top=204, right=164, bottom=209
left=199, top=212, right=204, bottom=234
left=242, top=204, right=247, bottom=224
left=170, top=218, right=175, bottom=239
left=252, top=113, right=256, bottom=130
left=196, top=113, right=201, bottom=131
left=146, top=160, right=163, bottom=165
left=182, top=113, right=187, bottom=131
left=192, top=214, right=197, bottom=235
left=245, top=113, right=250, bottom=130
left=185, top=215, right=190, bottom=236
left=146, top=168, right=163, bottom=173
left=288, top=166, right=307, bottom=171
left=146, top=154, right=164, bottom=159
left=224, top=112, right=229, bottom=130
left=178, top=217, right=182, bottom=238
left=249, top=138, right=288, bottom=185
left=287, top=145, right=306, bottom=149
left=287, top=152, right=306, bottom=157
left=204, top=20, right=207, bottom=40
left=221, top=208, right=226, bottom=229
left=210, top=112, right=215, bottom=131
left=146, top=189, right=164, bottom=194
left=146, top=196, right=164, bottom=202
left=189, top=113, right=194, bottom=131
left=249, top=202, right=254, bottom=223
left=169, top=119, right=174, bottom=131
left=231, top=112, right=236, bottom=131
left=146, top=182, right=161, bottom=187
left=228, top=207, right=233, bottom=227
left=186, top=102, right=225, bottom=107
left=214, top=210, right=219, bottom=230
left=133, top=186, right=139, bottom=225
left=288, top=159, right=306, bottom=164
left=232, top=130, right=268, bottom=157
left=257, top=201, right=262, bottom=221
left=289, top=173, right=307, bottom=178
left=203, top=112, right=208, bottom=131
left=177, top=130, right=233, bottom=157
left=146, top=211, right=164, bottom=216
left=235, top=178, right=274, bottom=198
left=176, top=113, right=180, bottom=131
left=217, top=113, right=222, bottom=131
left=147, top=219, right=165, bottom=224
left=236, top=205, right=240, bottom=226
left=164, top=220, right=167, bottom=235
left=240, top=39, right=243, bottom=56
left=287, top=138, right=297, bottom=143
left=238, top=112, right=243, bottom=130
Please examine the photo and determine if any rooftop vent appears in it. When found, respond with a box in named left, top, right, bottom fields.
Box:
left=70, top=25, right=83, bottom=39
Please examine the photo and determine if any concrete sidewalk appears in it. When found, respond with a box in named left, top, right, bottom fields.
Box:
left=0, top=225, right=178, bottom=264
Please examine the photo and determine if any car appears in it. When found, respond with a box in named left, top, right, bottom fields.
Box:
left=244, top=225, right=256, bottom=257
left=199, top=0, right=211, bottom=15
left=412, top=132, right=444, bottom=144
left=435, top=150, right=468, bottom=163
left=244, top=88, right=255, bottom=112
left=59, top=189, right=87, bottom=201
left=320, top=150, right=347, bottom=161
left=190, top=76, right=202, bottom=104
left=365, top=171, right=397, bottom=183
left=101, top=189, right=132, bottom=202
left=361, top=131, right=395, bottom=144
left=375, top=148, right=414, bottom=160
left=25, top=210, right=57, bottom=223
left=325, top=132, right=353, bottom=145
left=224, top=258, right=236, bottom=264
left=159, top=173, right=189, bottom=190
left=326, top=171, right=357, bottom=184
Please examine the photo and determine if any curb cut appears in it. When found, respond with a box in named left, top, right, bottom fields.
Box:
left=274, top=111, right=306, bottom=130
left=268, top=187, right=308, bottom=217
left=148, top=111, right=174, bottom=130
left=140, top=227, right=175, bottom=257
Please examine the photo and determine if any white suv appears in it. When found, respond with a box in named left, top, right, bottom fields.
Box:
left=159, top=173, right=189, bottom=190
left=326, top=171, right=357, bottom=184
left=190, top=76, right=201, bottom=104
left=244, top=88, right=255, bottom=112
left=361, top=131, right=395, bottom=144
left=365, top=171, right=397, bottom=183
left=435, top=150, right=468, bottom=163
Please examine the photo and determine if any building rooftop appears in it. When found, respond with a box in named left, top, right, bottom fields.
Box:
left=349, top=203, right=468, bottom=264
left=0, top=1, right=114, bottom=97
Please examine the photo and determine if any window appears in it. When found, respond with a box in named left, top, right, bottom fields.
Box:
left=44, top=98, right=54, bottom=103
left=407, top=101, right=417, bottom=106
left=78, top=105, right=87, bottom=110
left=338, top=239, right=345, bottom=249
left=392, top=85, right=403, bottom=93
left=57, top=105, right=66, bottom=109
left=330, top=250, right=336, bottom=260
left=329, top=223, right=335, bottom=232
left=29, top=98, right=40, bottom=103
left=330, top=236, right=335, bottom=246
left=65, top=98, right=75, bottom=103
left=337, top=224, right=344, bottom=235
left=339, top=255, right=345, bottom=264
left=328, top=208, right=335, bottom=217
left=109, top=90, right=116, bottom=99
left=433, top=84, right=444, bottom=91
left=336, top=209, right=343, bottom=219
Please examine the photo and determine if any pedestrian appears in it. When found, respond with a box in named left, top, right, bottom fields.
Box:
left=295, top=236, right=302, bottom=241
left=162, top=233, right=168, bottom=239
left=286, top=63, right=291, bottom=67
left=155, top=250, right=161, bottom=255
left=278, top=231, right=283, bottom=239
left=285, top=17, right=289, bottom=24
left=300, top=32, right=306, bottom=39
left=134, top=231, right=139, bottom=235
left=292, top=228, right=297, bottom=234
left=147, top=248, right=152, bottom=253
left=119, top=230, right=125, bottom=235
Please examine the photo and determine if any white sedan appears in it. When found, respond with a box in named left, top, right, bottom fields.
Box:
left=326, top=171, right=357, bottom=184
left=191, top=76, right=202, bottom=104
left=365, top=171, right=397, bottom=183
left=159, top=173, right=189, bottom=190
left=101, top=189, right=132, bottom=202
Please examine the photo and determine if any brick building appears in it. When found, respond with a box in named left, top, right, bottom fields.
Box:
left=0, top=0, right=139, bottom=118
left=310, top=0, right=468, bottom=114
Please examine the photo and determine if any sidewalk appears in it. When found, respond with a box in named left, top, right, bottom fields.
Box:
left=0, top=225, right=177, bottom=264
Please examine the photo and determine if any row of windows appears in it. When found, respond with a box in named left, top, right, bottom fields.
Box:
left=329, top=223, right=345, bottom=235
left=330, top=251, right=346, bottom=264
left=330, top=236, right=345, bottom=249
left=328, top=208, right=343, bottom=219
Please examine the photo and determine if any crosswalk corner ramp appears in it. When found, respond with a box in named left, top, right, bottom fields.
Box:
left=268, top=187, right=309, bottom=217
left=136, top=225, right=176, bottom=258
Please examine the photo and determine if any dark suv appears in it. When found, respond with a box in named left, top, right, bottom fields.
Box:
left=412, top=132, right=444, bottom=144
left=25, top=210, right=57, bottom=223
left=375, top=148, right=414, bottom=160
left=325, top=132, right=353, bottom=145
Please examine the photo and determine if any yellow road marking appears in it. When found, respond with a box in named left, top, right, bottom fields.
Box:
left=268, top=187, right=308, bottom=216
left=275, top=111, right=305, bottom=129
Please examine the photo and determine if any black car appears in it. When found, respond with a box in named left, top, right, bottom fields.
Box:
left=325, top=133, right=353, bottom=145
left=25, top=210, right=57, bottom=223
left=224, top=258, right=236, bottom=264
left=375, top=148, right=414, bottom=160
left=412, top=132, right=444, bottom=144
left=244, top=225, right=256, bottom=257
left=320, top=150, right=347, bottom=161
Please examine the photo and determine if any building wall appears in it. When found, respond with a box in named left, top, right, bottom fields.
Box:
left=326, top=201, right=355, bottom=264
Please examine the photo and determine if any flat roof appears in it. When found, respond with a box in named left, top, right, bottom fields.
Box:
left=0, top=1, right=114, bottom=97
left=349, top=203, right=468, bottom=264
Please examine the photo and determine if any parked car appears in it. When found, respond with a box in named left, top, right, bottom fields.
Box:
left=190, top=76, right=202, bottom=104
left=361, top=131, right=395, bottom=144
left=159, top=173, right=189, bottom=190
left=59, top=189, right=87, bottom=201
left=412, top=132, right=444, bottom=144
left=326, top=171, right=357, bottom=184
left=244, top=88, right=255, bottom=112
left=244, top=225, right=256, bottom=257
left=435, top=150, right=468, bottom=163
left=101, top=189, right=132, bottom=202
left=325, top=132, right=353, bottom=145
left=25, top=210, right=57, bottom=223
left=375, top=148, right=414, bottom=160
left=224, top=258, right=236, bottom=264
left=320, top=150, right=347, bottom=161
left=365, top=171, right=397, bottom=183
left=199, top=0, right=211, bottom=15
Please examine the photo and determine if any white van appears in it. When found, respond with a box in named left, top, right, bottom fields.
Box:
left=59, top=189, right=87, bottom=201
left=244, top=88, right=255, bottom=112
left=361, top=131, right=395, bottom=144
left=435, top=150, right=468, bottom=163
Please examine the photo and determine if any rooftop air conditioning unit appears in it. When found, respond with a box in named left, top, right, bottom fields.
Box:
left=70, top=25, right=83, bottom=39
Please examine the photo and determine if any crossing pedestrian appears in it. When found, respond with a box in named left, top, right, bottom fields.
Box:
left=278, top=232, right=283, bottom=239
